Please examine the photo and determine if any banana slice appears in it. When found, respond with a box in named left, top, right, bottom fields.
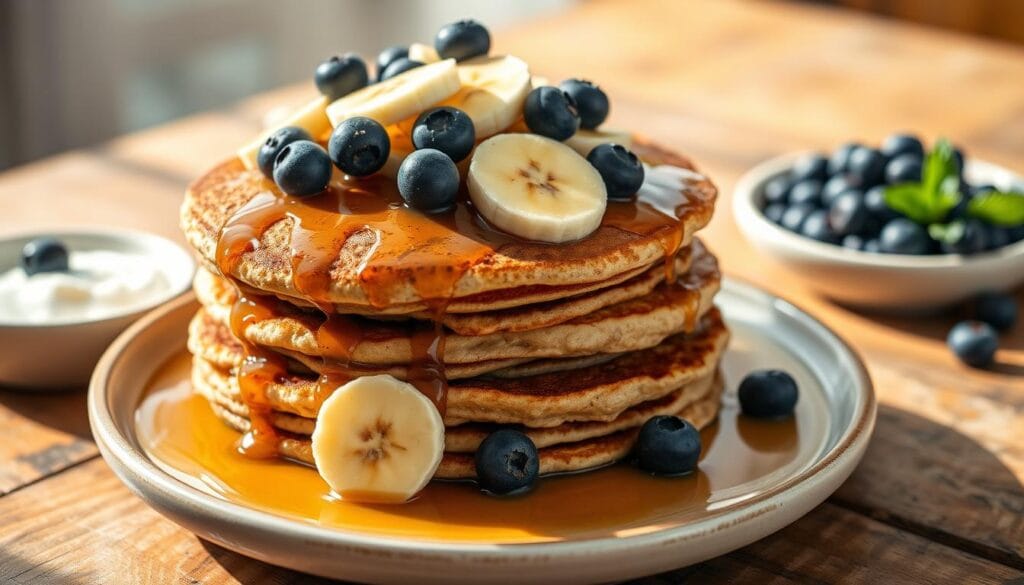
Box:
left=531, top=76, right=551, bottom=89
left=326, top=59, right=460, bottom=128
left=408, top=42, right=440, bottom=64
left=237, top=96, right=331, bottom=170
left=468, top=134, right=607, bottom=243
left=311, top=375, right=444, bottom=504
left=439, top=55, right=531, bottom=140
left=565, top=127, right=633, bottom=157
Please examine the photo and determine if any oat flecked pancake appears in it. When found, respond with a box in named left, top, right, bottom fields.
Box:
left=181, top=140, right=717, bottom=312
left=180, top=129, right=727, bottom=485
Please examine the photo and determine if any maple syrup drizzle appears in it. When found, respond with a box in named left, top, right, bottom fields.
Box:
left=213, top=156, right=710, bottom=458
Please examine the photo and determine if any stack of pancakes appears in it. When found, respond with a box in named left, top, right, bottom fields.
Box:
left=181, top=140, right=727, bottom=479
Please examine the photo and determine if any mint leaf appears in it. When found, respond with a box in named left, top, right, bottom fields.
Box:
left=968, top=191, right=1024, bottom=226
left=923, top=138, right=958, bottom=198
left=883, top=137, right=962, bottom=225
left=928, top=221, right=965, bottom=245
left=884, top=184, right=929, bottom=223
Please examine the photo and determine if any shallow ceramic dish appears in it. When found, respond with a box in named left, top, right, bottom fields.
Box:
left=734, top=153, right=1024, bottom=311
left=89, top=280, right=875, bottom=584
left=0, top=229, right=194, bottom=388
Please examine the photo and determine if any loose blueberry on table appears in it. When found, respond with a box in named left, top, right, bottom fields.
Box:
left=759, top=134, right=1024, bottom=254
left=947, top=320, right=999, bottom=368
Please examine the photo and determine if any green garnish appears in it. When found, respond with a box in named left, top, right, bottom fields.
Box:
left=883, top=138, right=1023, bottom=244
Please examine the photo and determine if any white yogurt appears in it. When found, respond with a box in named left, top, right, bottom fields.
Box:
left=0, top=250, right=172, bottom=324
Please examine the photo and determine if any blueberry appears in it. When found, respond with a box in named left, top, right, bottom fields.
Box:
left=879, top=218, right=929, bottom=254
left=788, top=179, right=823, bottom=207
left=411, top=107, right=475, bottom=163
left=972, top=291, right=1018, bottom=332
left=941, top=219, right=988, bottom=255
left=435, top=19, right=490, bottom=61
left=842, top=234, right=865, bottom=250
left=780, top=203, right=815, bottom=232
left=588, top=144, right=645, bottom=200
left=559, top=79, right=609, bottom=129
left=314, top=54, right=369, bottom=101
left=799, top=210, right=838, bottom=244
left=380, top=58, right=424, bottom=81
left=764, top=203, right=786, bottom=224
left=272, top=140, right=332, bottom=196
left=863, top=238, right=882, bottom=253
left=523, top=86, right=580, bottom=141
left=885, top=154, right=923, bottom=184
left=947, top=320, right=998, bottom=368
left=21, top=238, right=69, bottom=276
left=880, top=133, right=924, bottom=160
left=636, top=415, right=702, bottom=475
left=257, top=126, right=312, bottom=178
left=791, top=153, right=828, bottom=183
left=986, top=225, right=1010, bottom=251
left=948, top=192, right=973, bottom=221
left=829, top=190, right=869, bottom=236
left=376, top=45, right=408, bottom=80
left=397, top=148, right=460, bottom=212
left=848, top=146, right=887, bottom=187
left=828, top=142, right=861, bottom=176
left=474, top=429, right=539, bottom=495
left=1009, top=225, right=1024, bottom=243
left=864, top=185, right=899, bottom=222
left=763, top=175, right=793, bottom=205
left=822, top=174, right=860, bottom=208
left=738, top=370, right=799, bottom=418
left=328, top=117, right=390, bottom=177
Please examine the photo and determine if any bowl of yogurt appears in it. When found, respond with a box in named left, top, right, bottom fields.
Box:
left=0, top=229, right=194, bottom=388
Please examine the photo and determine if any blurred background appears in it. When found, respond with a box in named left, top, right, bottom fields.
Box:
left=1, top=0, right=1021, bottom=171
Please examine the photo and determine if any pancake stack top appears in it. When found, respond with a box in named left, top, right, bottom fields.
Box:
left=180, top=21, right=726, bottom=502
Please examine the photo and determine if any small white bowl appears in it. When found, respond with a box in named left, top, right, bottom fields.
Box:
left=0, top=229, right=194, bottom=389
left=734, top=153, right=1024, bottom=311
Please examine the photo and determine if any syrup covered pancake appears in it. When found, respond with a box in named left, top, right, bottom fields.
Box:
left=199, top=369, right=723, bottom=479
left=189, top=308, right=728, bottom=428
left=193, top=243, right=698, bottom=336
left=195, top=362, right=720, bottom=453
left=180, top=139, right=717, bottom=313
left=193, top=244, right=719, bottom=368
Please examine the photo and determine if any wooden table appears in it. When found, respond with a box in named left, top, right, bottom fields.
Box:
left=1, top=0, right=1022, bottom=582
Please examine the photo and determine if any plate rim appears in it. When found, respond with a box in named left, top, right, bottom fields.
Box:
left=88, top=278, right=876, bottom=564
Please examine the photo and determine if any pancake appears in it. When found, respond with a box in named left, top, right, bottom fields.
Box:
left=180, top=139, right=717, bottom=313
left=202, top=373, right=722, bottom=479
left=196, top=362, right=720, bottom=452
left=190, top=307, right=728, bottom=428
left=187, top=309, right=536, bottom=381
left=196, top=246, right=719, bottom=368
left=193, top=243, right=698, bottom=336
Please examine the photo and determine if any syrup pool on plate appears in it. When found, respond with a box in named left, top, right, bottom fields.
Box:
left=136, top=325, right=828, bottom=544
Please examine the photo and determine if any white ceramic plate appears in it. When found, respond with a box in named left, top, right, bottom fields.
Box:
left=89, top=280, right=875, bottom=584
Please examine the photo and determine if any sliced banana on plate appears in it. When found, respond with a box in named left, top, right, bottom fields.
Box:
left=439, top=55, right=531, bottom=140
left=468, top=133, right=607, bottom=243
left=380, top=124, right=414, bottom=180
left=237, top=96, right=331, bottom=170
left=311, top=375, right=444, bottom=503
left=326, top=59, right=460, bottom=128
left=408, top=42, right=440, bottom=64
left=565, top=127, right=633, bottom=157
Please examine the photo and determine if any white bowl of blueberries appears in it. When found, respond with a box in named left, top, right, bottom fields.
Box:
left=734, top=133, right=1024, bottom=313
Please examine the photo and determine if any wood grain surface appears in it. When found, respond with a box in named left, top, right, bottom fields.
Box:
left=1, top=0, right=1022, bottom=582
